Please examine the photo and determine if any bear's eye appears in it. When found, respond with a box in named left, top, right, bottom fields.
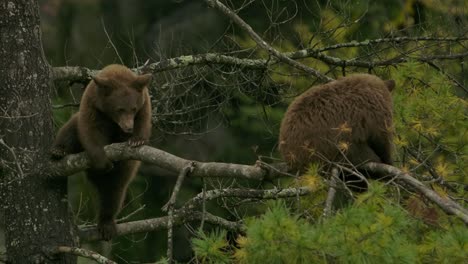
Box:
left=117, top=108, right=125, bottom=113
left=132, top=107, right=137, bottom=113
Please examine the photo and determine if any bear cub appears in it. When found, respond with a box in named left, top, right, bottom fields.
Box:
left=51, top=64, right=152, bottom=240
left=279, top=74, right=395, bottom=180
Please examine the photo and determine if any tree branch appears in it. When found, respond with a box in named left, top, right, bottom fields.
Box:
left=162, top=164, right=194, bottom=263
left=362, top=162, right=468, bottom=225
left=46, top=246, right=116, bottom=264
left=51, top=35, right=467, bottom=84
left=47, top=143, right=282, bottom=180
left=78, top=186, right=312, bottom=242
left=180, top=187, right=311, bottom=212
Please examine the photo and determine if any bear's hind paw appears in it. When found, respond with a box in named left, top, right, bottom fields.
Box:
left=50, top=147, right=68, bottom=160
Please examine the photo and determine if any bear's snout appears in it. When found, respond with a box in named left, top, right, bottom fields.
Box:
left=118, top=118, right=134, bottom=134
left=122, top=126, right=133, bottom=134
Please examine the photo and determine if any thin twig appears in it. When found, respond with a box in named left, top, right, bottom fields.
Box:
left=101, top=18, right=123, bottom=65
left=52, top=103, right=80, bottom=109
left=116, top=204, right=146, bottom=223
left=203, top=0, right=332, bottom=82
left=162, top=163, right=194, bottom=263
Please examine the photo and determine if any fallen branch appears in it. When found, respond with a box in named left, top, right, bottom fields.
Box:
left=362, top=162, right=468, bottom=225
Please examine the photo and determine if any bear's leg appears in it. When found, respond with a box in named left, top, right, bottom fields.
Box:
left=340, top=142, right=382, bottom=191
left=87, top=160, right=140, bottom=240
left=50, top=114, right=82, bottom=159
left=345, top=142, right=381, bottom=165
left=368, top=133, right=393, bottom=165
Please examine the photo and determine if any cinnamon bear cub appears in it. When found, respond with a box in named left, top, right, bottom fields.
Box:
left=51, top=64, right=152, bottom=240
left=279, top=74, right=395, bottom=177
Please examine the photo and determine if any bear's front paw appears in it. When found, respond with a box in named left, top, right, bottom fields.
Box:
left=50, top=147, right=68, bottom=160
left=128, top=136, right=148, bottom=147
left=97, top=220, right=117, bottom=241
left=91, top=158, right=114, bottom=172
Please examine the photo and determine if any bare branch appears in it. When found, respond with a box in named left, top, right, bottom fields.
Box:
left=79, top=210, right=244, bottom=242
left=314, top=36, right=468, bottom=52
left=46, top=246, right=116, bottom=264
left=163, top=164, right=194, bottom=263
left=203, top=0, right=332, bottom=82
left=47, top=143, right=281, bottom=180
left=51, top=34, right=467, bottom=85
left=51, top=66, right=98, bottom=83
left=181, top=187, right=311, bottom=212
left=51, top=48, right=468, bottom=84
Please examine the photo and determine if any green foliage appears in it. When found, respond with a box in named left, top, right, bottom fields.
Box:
left=234, top=201, right=319, bottom=264
left=388, top=62, right=467, bottom=186
left=419, top=226, right=468, bottom=263
left=193, top=184, right=467, bottom=264
left=192, top=229, right=231, bottom=264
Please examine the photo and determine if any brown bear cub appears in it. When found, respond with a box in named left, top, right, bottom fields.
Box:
left=51, top=64, right=152, bottom=240
left=279, top=74, right=395, bottom=185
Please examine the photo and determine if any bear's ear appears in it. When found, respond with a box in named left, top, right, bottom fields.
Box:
left=92, top=76, right=112, bottom=96
left=133, top=74, right=152, bottom=91
left=384, top=80, right=395, bottom=92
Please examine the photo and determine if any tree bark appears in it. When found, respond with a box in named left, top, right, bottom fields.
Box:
left=0, top=1, right=77, bottom=263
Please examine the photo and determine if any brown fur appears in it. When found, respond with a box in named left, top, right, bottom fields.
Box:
left=51, top=64, right=152, bottom=240
left=279, top=74, right=394, bottom=174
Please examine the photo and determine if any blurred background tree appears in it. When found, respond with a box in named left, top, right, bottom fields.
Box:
left=1, top=0, right=465, bottom=262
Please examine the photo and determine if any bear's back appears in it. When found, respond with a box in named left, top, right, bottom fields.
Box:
left=279, top=74, right=393, bottom=171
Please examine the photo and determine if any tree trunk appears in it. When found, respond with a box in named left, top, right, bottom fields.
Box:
left=0, top=1, right=77, bottom=263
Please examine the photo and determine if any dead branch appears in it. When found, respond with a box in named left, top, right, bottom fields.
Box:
left=46, top=246, right=116, bottom=264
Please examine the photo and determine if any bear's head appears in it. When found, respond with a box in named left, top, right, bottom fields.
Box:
left=92, top=65, right=152, bottom=134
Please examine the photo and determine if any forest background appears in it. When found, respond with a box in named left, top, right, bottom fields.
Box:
left=0, top=0, right=467, bottom=263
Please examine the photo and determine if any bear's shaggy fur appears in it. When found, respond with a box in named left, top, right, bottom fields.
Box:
left=279, top=74, right=395, bottom=173
left=51, top=64, right=152, bottom=240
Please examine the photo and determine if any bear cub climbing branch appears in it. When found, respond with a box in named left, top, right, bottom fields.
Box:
left=50, top=64, right=152, bottom=240
left=279, top=74, right=395, bottom=174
